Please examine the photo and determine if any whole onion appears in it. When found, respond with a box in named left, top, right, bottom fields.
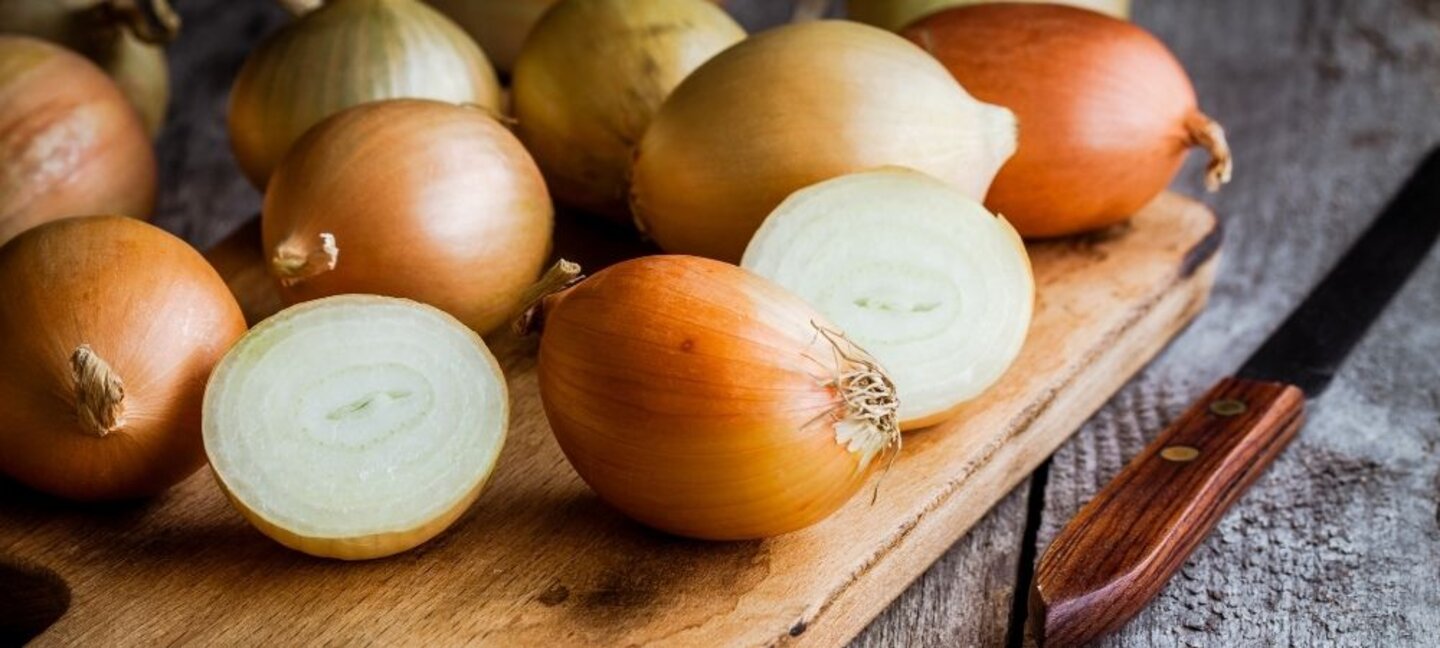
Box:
left=0, top=36, right=155, bottom=246
left=263, top=99, right=553, bottom=335
left=847, top=0, right=1130, bottom=31
left=229, top=0, right=502, bottom=188
left=0, top=0, right=179, bottom=136
left=0, top=216, right=246, bottom=501
left=512, top=0, right=744, bottom=221
left=426, top=0, right=728, bottom=74
left=905, top=4, right=1231, bottom=237
left=531, top=256, right=900, bottom=540
left=629, top=20, right=1017, bottom=262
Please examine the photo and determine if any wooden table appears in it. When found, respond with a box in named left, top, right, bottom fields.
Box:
left=144, top=1, right=1439, bottom=646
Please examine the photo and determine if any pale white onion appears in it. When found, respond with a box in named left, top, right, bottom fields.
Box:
left=203, top=295, right=508, bottom=560
left=742, top=167, right=1034, bottom=429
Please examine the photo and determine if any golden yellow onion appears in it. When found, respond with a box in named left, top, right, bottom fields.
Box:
left=205, top=295, right=509, bottom=560
left=426, top=0, right=729, bottom=74
left=0, top=36, right=155, bottom=246
left=846, top=0, right=1130, bottom=31
left=630, top=20, right=1016, bottom=262
left=512, top=0, right=744, bottom=221
left=0, top=0, right=178, bottom=136
left=0, top=216, right=246, bottom=501
left=532, top=256, right=900, bottom=540
left=229, top=0, right=502, bottom=188
left=263, top=100, right=553, bottom=335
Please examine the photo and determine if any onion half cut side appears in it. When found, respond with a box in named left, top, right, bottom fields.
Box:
left=742, top=168, right=1035, bottom=429
left=203, top=295, right=508, bottom=560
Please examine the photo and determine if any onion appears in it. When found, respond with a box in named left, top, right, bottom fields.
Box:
left=742, top=168, right=1033, bottom=429
left=0, top=216, right=246, bottom=501
left=512, top=0, right=744, bottom=222
left=204, top=295, right=509, bottom=560
left=905, top=4, right=1231, bottom=238
left=425, top=0, right=728, bottom=74
left=0, top=0, right=179, bottom=137
left=630, top=20, right=1016, bottom=262
left=263, top=99, right=553, bottom=336
left=530, top=256, right=900, bottom=540
left=847, top=0, right=1129, bottom=31
left=229, top=0, right=502, bottom=188
left=0, top=36, right=155, bottom=246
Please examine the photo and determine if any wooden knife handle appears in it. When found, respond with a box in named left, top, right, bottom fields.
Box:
left=1029, top=377, right=1305, bottom=647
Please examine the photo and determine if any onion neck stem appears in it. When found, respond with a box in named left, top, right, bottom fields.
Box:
left=790, top=0, right=829, bottom=22
left=71, top=345, right=126, bottom=438
left=1186, top=112, right=1233, bottom=192
left=107, top=0, right=181, bottom=43
left=514, top=259, right=584, bottom=336
left=276, top=0, right=325, bottom=17
left=271, top=233, right=339, bottom=287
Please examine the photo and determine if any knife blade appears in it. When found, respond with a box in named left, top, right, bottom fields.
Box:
left=1028, top=146, right=1440, bottom=647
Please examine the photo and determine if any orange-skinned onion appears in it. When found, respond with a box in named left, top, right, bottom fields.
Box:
left=532, top=256, right=901, bottom=540
left=512, top=0, right=745, bottom=221
left=263, top=99, right=553, bottom=335
left=0, top=36, right=155, bottom=246
left=905, top=4, right=1231, bottom=238
left=846, top=0, right=1129, bottom=31
left=229, top=0, right=502, bottom=188
left=630, top=20, right=1017, bottom=262
left=0, top=216, right=246, bottom=501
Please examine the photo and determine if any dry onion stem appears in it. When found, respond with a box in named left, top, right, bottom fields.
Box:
left=70, top=345, right=126, bottom=438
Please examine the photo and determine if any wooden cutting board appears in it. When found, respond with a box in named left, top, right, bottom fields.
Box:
left=0, top=192, right=1219, bottom=647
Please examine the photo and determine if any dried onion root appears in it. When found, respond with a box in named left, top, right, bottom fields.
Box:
left=742, top=168, right=1034, bottom=429
left=203, top=295, right=508, bottom=560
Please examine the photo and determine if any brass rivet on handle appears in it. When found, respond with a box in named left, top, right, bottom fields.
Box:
left=1161, top=445, right=1200, bottom=462
left=1209, top=399, right=1247, bottom=416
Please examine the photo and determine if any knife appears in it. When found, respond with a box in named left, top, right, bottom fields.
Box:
left=1028, top=147, right=1440, bottom=647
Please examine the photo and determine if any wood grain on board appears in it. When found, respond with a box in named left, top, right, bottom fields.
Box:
left=0, top=193, right=1217, bottom=646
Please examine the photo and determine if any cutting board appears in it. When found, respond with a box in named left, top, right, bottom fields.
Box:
left=0, top=192, right=1219, bottom=647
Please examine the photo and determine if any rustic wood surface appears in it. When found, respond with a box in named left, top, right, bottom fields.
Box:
left=7, top=0, right=1437, bottom=645
left=3, top=188, right=1217, bottom=644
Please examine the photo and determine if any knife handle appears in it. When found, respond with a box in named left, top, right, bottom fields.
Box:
left=1029, top=377, right=1305, bottom=647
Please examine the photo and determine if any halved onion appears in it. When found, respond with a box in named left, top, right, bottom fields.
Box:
left=742, top=167, right=1034, bottom=429
left=203, top=295, right=509, bottom=560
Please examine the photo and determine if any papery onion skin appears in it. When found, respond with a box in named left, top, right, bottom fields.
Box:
left=0, top=0, right=177, bottom=136
left=425, top=0, right=728, bottom=74
left=630, top=20, right=1017, bottom=262
left=0, top=36, right=155, bottom=246
left=905, top=4, right=1231, bottom=238
left=204, top=295, right=508, bottom=560
left=512, top=0, right=744, bottom=222
left=263, top=99, right=553, bottom=335
left=229, top=0, right=502, bottom=188
left=535, top=255, right=900, bottom=540
left=0, top=216, right=246, bottom=501
left=847, top=0, right=1129, bottom=31
left=742, top=168, right=1035, bottom=430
